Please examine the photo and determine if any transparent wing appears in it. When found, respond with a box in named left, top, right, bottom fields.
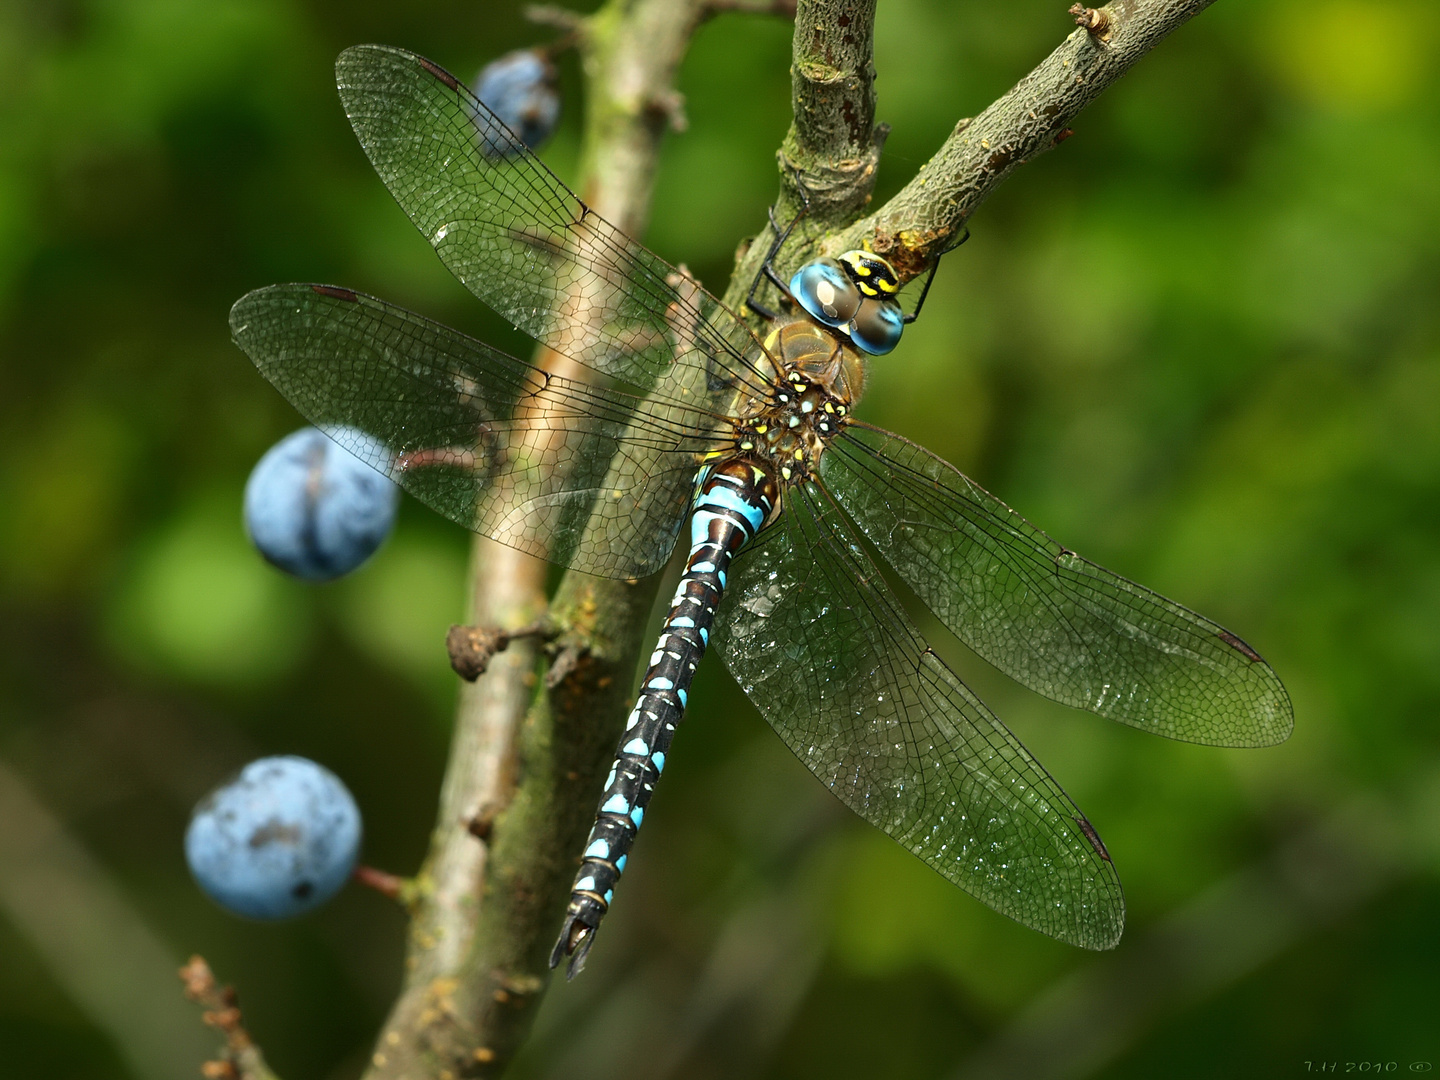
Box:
left=823, top=425, right=1293, bottom=747
left=231, top=284, right=724, bottom=579
left=334, top=44, right=770, bottom=401
left=714, top=481, right=1124, bottom=950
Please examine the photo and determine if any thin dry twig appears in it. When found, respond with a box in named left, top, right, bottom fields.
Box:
left=178, top=956, right=281, bottom=1080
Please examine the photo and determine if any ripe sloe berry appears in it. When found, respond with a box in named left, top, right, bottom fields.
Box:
left=186, top=756, right=362, bottom=919
left=244, top=426, right=398, bottom=581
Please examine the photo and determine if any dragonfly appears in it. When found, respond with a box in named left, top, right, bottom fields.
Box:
left=230, top=45, right=1293, bottom=977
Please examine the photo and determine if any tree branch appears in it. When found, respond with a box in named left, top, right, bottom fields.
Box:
left=830, top=0, right=1221, bottom=278
left=784, top=0, right=880, bottom=218
left=727, top=0, right=882, bottom=314
left=362, top=2, right=714, bottom=1077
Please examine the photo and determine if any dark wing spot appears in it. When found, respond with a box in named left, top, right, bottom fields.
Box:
left=1218, top=629, right=1263, bottom=663
left=312, top=285, right=358, bottom=302
left=419, top=56, right=460, bottom=92
left=1075, top=815, right=1111, bottom=862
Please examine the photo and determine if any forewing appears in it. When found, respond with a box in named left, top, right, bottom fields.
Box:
left=713, top=481, right=1124, bottom=950
left=824, top=426, right=1293, bottom=747
left=230, top=284, right=718, bottom=579
left=334, top=44, right=768, bottom=400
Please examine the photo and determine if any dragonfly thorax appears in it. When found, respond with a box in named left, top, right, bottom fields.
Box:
left=733, top=319, right=859, bottom=484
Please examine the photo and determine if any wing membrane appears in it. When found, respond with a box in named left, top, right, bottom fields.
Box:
left=824, top=425, right=1293, bottom=747
left=334, top=44, right=768, bottom=402
left=714, top=481, right=1124, bottom=949
left=231, top=284, right=722, bottom=578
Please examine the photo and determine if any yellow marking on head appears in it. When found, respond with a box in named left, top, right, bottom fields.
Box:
left=753, top=422, right=768, bottom=433
left=793, top=448, right=804, bottom=461
left=823, top=402, right=835, bottom=413
left=842, top=250, right=901, bottom=297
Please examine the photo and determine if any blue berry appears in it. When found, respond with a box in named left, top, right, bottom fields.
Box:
left=473, top=49, right=560, bottom=156
left=186, top=756, right=362, bottom=920
left=244, top=426, right=398, bottom=581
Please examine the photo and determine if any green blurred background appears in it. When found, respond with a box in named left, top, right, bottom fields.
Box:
left=2, top=0, right=1438, bottom=1077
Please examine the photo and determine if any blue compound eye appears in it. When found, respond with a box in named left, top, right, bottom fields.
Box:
left=848, top=298, right=905, bottom=355
left=790, top=258, right=862, bottom=327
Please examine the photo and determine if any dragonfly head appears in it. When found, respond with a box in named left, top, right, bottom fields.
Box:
left=789, top=250, right=906, bottom=356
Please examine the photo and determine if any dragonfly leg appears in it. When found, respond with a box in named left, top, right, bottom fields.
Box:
left=745, top=186, right=812, bottom=320
left=902, top=224, right=969, bottom=325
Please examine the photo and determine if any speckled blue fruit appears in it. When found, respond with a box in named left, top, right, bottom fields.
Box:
left=244, top=426, right=398, bottom=581
left=474, top=49, right=560, bottom=155
left=186, top=756, right=362, bottom=920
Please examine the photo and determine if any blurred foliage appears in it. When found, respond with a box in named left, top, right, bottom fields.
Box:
left=0, top=0, right=1437, bottom=1078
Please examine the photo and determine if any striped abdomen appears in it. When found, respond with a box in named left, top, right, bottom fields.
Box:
left=549, top=458, right=778, bottom=977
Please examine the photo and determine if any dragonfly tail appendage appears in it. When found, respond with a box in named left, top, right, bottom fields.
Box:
left=551, top=459, right=777, bottom=978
